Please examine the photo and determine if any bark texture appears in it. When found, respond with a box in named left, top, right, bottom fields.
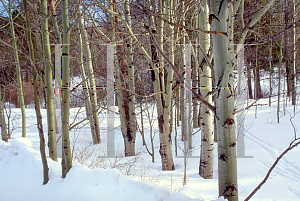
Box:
left=199, top=0, right=214, bottom=179
left=210, top=0, right=238, bottom=200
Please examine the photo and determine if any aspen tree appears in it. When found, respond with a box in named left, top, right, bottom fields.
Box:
left=199, top=0, right=213, bottom=179
left=7, top=0, right=26, bottom=138
left=145, top=0, right=175, bottom=170
left=284, top=0, right=291, bottom=99
left=78, top=3, right=101, bottom=144
left=180, top=5, right=187, bottom=142
left=103, top=0, right=174, bottom=168
left=269, top=19, right=272, bottom=107
left=77, top=4, right=97, bottom=145
left=40, top=0, right=57, bottom=161
left=108, top=0, right=136, bottom=156
left=61, top=0, right=72, bottom=177
left=0, top=85, right=7, bottom=142
left=23, top=0, right=49, bottom=184
left=166, top=0, right=175, bottom=136
left=210, top=0, right=238, bottom=199
left=277, top=13, right=284, bottom=123
left=291, top=0, right=296, bottom=106
left=123, top=0, right=136, bottom=155
left=157, top=0, right=175, bottom=170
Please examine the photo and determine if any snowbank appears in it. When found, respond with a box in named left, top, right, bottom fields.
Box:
left=0, top=138, right=225, bottom=201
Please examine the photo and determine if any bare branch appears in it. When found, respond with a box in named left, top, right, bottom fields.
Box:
left=245, top=136, right=300, bottom=200
left=144, top=25, right=216, bottom=114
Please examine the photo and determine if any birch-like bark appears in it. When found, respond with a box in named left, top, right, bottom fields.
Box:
left=23, top=0, right=49, bottom=184
left=237, top=0, right=276, bottom=46
left=78, top=4, right=101, bottom=144
left=77, top=4, right=96, bottom=144
left=192, top=65, right=199, bottom=128
left=40, top=0, right=57, bottom=161
left=176, top=87, right=180, bottom=127
left=0, top=85, right=8, bottom=142
left=166, top=0, right=175, bottom=136
left=199, top=0, right=213, bottom=179
left=192, top=35, right=199, bottom=128
left=180, top=1, right=187, bottom=143
left=124, top=0, right=136, bottom=155
left=156, top=0, right=174, bottom=170
left=8, top=0, right=26, bottom=138
left=210, top=0, right=238, bottom=199
left=61, top=0, right=72, bottom=177
left=145, top=0, right=175, bottom=170
left=109, top=0, right=135, bottom=156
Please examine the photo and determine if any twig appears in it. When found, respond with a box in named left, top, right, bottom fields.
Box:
left=144, top=25, right=216, bottom=114
left=244, top=137, right=300, bottom=201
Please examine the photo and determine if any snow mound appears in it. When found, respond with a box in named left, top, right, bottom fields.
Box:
left=0, top=138, right=224, bottom=201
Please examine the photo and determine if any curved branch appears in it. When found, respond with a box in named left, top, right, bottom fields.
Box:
left=244, top=138, right=300, bottom=201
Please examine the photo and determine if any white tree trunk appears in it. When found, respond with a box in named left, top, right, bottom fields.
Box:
left=210, top=0, right=238, bottom=199
left=78, top=4, right=101, bottom=144
left=0, top=85, right=8, bottom=142
left=40, top=0, right=57, bottom=161
left=199, top=0, right=213, bottom=179
left=23, top=0, right=49, bottom=184
left=61, top=0, right=72, bottom=177
left=124, top=0, right=136, bottom=155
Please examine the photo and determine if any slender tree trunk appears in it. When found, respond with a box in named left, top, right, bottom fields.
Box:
left=269, top=20, right=272, bottom=106
left=157, top=0, right=174, bottom=170
left=284, top=0, right=290, bottom=98
left=210, top=0, right=238, bottom=200
left=283, top=64, right=286, bottom=115
left=167, top=0, right=175, bottom=135
left=192, top=11, right=199, bottom=129
left=124, top=0, right=136, bottom=155
left=51, top=1, right=62, bottom=44
left=61, top=0, right=72, bottom=177
left=199, top=0, right=213, bottom=179
left=34, top=70, right=49, bottom=185
left=34, top=32, right=46, bottom=109
left=0, top=86, right=8, bottom=142
left=277, top=26, right=283, bottom=123
left=180, top=18, right=187, bottom=142
left=192, top=63, right=199, bottom=128
left=23, top=0, right=49, bottom=184
left=8, top=0, right=26, bottom=138
left=176, top=87, right=180, bottom=127
left=109, top=0, right=135, bottom=156
left=291, top=0, right=296, bottom=106
left=256, top=66, right=262, bottom=99
left=78, top=4, right=101, bottom=144
left=40, top=0, right=57, bottom=161
left=247, top=61, right=253, bottom=99
left=77, top=9, right=96, bottom=144
left=145, top=0, right=175, bottom=170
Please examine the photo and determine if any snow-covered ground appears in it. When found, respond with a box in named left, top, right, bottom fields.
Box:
left=1, top=91, right=300, bottom=200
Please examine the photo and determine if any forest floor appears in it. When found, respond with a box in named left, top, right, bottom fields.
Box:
left=1, top=94, right=300, bottom=201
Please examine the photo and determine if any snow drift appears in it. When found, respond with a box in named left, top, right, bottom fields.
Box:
left=0, top=138, right=224, bottom=201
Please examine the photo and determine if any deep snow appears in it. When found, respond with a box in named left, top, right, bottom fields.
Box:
left=1, top=90, right=300, bottom=200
